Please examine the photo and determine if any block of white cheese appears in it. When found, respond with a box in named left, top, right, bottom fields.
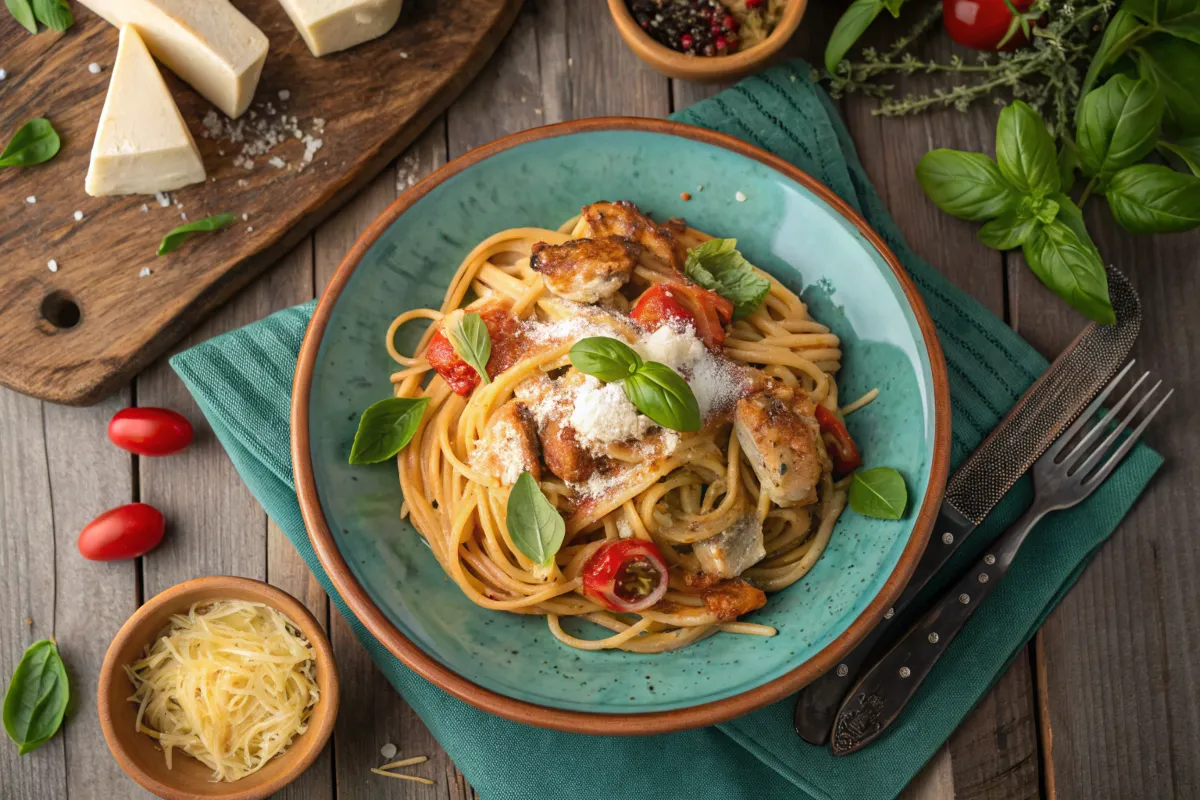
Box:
left=79, top=0, right=268, bottom=118
left=85, top=25, right=206, bottom=197
left=276, top=0, right=403, bottom=57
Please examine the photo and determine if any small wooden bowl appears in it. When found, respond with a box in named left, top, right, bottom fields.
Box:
left=98, top=576, right=338, bottom=800
left=607, top=0, right=808, bottom=82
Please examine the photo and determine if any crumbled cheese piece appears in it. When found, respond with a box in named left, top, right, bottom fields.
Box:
left=47, top=259, right=58, bottom=272
left=155, top=191, right=171, bottom=207
left=140, top=204, right=149, bottom=212
left=278, top=89, right=290, bottom=101
left=735, top=191, right=747, bottom=202
left=73, top=210, right=84, bottom=221
left=241, top=213, right=249, bottom=221
left=301, top=135, right=323, bottom=164
left=25, top=195, right=35, bottom=204
left=696, top=185, right=703, bottom=192
left=616, top=518, right=634, bottom=539
left=88, top=62, right=102, bottom=74
left=139, top=267, right=151, bottom=278
left=312, top=117, right=326, bottom=129
left=268, top=156, right=286, bottom=168
left=637, top=325, right=705, bottom=374
left=246, top=226, right=254, bottom=232
left=180, top=212, right=187, bottom=220
left=570, top=377, right=653, bottom=445
left=237, top=179, right=249, bottom=187
left=380, top=743, right=397, bottom=760
left=399, top=51, right=410, bottom=59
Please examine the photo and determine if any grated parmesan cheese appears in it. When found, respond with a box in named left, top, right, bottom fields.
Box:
left=570, top=376, right=653, bottom=445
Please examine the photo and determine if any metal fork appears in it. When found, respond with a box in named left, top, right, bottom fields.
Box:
left=829, top=362, right=1172, bottom=756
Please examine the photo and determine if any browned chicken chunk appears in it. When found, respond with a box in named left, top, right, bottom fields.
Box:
left=702, top=578, right=768, bottom=621
left=471, top=400, right=542, bottom=485
left=582, top=200, right=685, bottom=271
left=693, top=515, right=766, bottom=579
left=530, top=235, right=639, bottom=304
left=734, top=384, right=830, bottom=508
left=540, top=415, right=608, bottom=484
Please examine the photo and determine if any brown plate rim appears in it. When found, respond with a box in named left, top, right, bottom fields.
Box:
left=291, top=116, right=951, bottom=736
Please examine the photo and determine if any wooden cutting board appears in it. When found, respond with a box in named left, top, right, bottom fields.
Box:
left=0, top=0, right=521, bottom=405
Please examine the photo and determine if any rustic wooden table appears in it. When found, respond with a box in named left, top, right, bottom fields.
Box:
left=3, top=3, right=1196, bottom=799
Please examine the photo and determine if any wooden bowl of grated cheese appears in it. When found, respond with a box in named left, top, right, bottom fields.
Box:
left=98, top=576, right=338, bottom=800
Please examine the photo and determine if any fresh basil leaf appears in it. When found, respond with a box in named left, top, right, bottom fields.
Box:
left=1022, top=220, right=1115, bottom=324
left=0, top=118, right=61, bottom=168
left=1082, top=9, right=1150, bottom=105
left=157, top=213, right=236, bottom=255
left=623, top=362, right=701, bottom=433
left=683, top=238, right=771, bottom=320
left=1104, top=163, right=1200, bottom=233
left=5, top=0, right=36, bottom=33
left=824, top=0, right=884, bottom=73
left=978, top=211, right=1040, bottom=250
left=1058, top=137, right=1081, bottom=188
left=30, top=0, right=69, bottom=30
left=444, top=310, right=493, bottom=386
left=1051, top=193, right=1103, bottom=261
left=1126, top=0, right=1200, bottom=45
left=848, top=467, right=907, bottom=520
left=1077, top=76, right=1165, bottom=177
left=915, top=150, right=1020, bottom=222
left=996, top=100, right=1061, bottom=198
left=3, top=639, right=69, bottom=755
left=348, top=396, right=429, bottom=464
left=569, top=336, right=641, bottom=383
left=1136, top=35, right=1200, bottom=136
left=506, top=471, right=565, bottom=566
left=1157, top=137, right=1200, bottom=175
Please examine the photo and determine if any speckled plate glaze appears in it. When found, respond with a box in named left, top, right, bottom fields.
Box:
left=292, top=118, right=950, bottom=735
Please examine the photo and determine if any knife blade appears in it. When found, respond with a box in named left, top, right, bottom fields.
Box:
left=794, top=264, right=1141, bottom=746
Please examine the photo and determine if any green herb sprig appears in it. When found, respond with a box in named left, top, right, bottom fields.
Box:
left=444, top=311, right=493, bottom=386
left=506, top=471, right=566, bottom=566
left=348, top=396, right=429, bottom=465
left=0, top=118, right=61, bottom=168
left=569, top=338, right=701, bottom=432
left=6, top=0, right=71, bottom=33
left=157, top=213, right=237, bottom=255
left=3, top=639, right=69, bottom=755
left=683, top=238, right=770, bottom=320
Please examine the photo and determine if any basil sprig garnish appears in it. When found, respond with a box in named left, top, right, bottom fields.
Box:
left=3, top=639, right=69, bottom=755
left=157, top=213, right=237, bottom=256
left=6, top=0, right=72, bottom=32
left=348, top=396, right=429, bottom=464
left=0, top=118, right=61, bottom=168
left=6, top=0, right=37, bottom=33
left=569, top=337, right=701, bottom=432
left=506, top=471, right=565, bottom=566
left=848, top=467, right=908, bottom=520
left=445, top=311, right=492, bottom=386
left=683, top=238, right=770, bottom=320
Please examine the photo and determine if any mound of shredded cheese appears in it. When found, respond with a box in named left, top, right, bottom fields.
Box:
left=124, top=599, right=320, bottom=782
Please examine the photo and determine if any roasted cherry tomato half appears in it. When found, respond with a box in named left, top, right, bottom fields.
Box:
left=631, top=282, right=733, bottom=349
left=815, top=404, right=862, bottom=478
left=943, top=0, right=1042, bottom=52
left=77, top=503, right=166, bottom=561
left=425, top=305, right=524, bottom=396
left=108, top=407, right=194, bottom=456
left=582, top=539, right=670, bottom=612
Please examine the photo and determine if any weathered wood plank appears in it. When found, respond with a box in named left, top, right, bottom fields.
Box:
left=1016, top=215, right=1200, bottom=799
left=566, top=0, right=669, bottom=119
left=901, top=745, right=956, bottom=800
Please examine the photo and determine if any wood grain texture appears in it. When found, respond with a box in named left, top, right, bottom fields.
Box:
left=0, top=0, right=522, bottom=406
left=901, top=746, right=956, bottom=800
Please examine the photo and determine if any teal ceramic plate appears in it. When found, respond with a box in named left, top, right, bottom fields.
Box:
left=293, top=119, right=950, bottom=735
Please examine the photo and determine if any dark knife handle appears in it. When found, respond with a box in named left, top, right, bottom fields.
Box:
left=829, top=503, right=1044, bottom=755
left=793, top=501, right=975, bottom=744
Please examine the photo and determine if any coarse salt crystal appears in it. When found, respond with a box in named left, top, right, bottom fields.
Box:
left=73, top=210, right=83, bottom=221
left=139, top=267, right=151, bottom=278
left=88, top=62, right=102, bottom=74
left=0, top=69, right=7, bottom=80
left=242, top=213, right=249, bottom=221
left=140, top=204, right=149, bottom=212
left=155, top=191, right=171, bottom=207
left=247, top=226, right=254, bottom=232
left=380, top=743, right=397, bottom=760
left=278, top=89, right=291, bottom=101
left=735, top=191, right=747, bottom=202
left=47, top=259, right=58, bottom=272
left=25, top=195, right=35, bottom=204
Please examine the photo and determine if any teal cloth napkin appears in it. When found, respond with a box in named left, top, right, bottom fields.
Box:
left=171, top=62, right=1161, bottom=800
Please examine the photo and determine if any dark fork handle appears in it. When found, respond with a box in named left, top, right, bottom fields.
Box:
left=829, top=503, right=1047, bottom=755
left=794, top=502, right=975, bottom=744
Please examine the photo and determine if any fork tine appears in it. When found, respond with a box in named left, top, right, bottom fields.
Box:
left=1081, top=388, right=1173, bottom=490
left=1074, top=379, right=1160, bottom=479
left=1061, top=370, right=1150, bottom=471
left=1047, top=361, right=1137, bottom=461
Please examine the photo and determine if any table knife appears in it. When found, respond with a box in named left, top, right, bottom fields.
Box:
left=793, top=264, right=1141, bottom=746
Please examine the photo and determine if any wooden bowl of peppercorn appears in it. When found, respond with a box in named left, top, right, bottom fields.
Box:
left=609, top=0, right=806, bottom=82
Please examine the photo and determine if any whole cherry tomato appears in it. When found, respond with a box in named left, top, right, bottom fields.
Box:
left=108, top=408, right=194, bottom=456
left=582, top=539, right=670, bottom=612
left=943, top=0, right=1042, bottom=52
left=78, top=503, right=165, bottom=561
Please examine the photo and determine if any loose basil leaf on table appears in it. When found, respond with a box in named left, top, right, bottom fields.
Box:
left=157, top=213, right=237, bottom=255
left=1104, top=163, right=1200, bottom=233
left=915, top=150, right=1020, bottom=221
left=1125, top=0, right=1200, bottom=45
left=996, top=100, right=1061, bottom=197
left=683, top=238, right=770, bottom=320
left=445, top=311, right=493, bottom=386
left=623, top=362, right=701, bottom=433
left=1136, top=35, right=1200, bottom=136
left=1077, top=75, right=1164, bottom=177
left=31, top=0, right=71, bottom=30
left=1022, top=220, right=1115, bottom=324
left=348, top=396, right=429, bottom=464
left=0, top=118, right=61, bottom=168
left=1157, top=136, right=1200, bottom=175
left=977, top=211, right=1040, bottom=250
left=5, top=0, right=36, bottom=33
left=824, top=0, right=886, bottom=74
left=569, top=337, right=641, bottom=383
left=848, top=467, right=907, bottom=520
left=3, top=639, right=69, bottom=755
left=1080, top=8, right=1148, bottom=102
left=506, top=471, right=565, bottom=566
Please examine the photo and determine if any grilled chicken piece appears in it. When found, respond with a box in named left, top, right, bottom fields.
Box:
left=734, top=384, right=829, bottom=508
left=471, top=400, right=542, bottom=485
left=693, top=515, right=766, bottom=579
left=702, top=578, right=768, bottom=621
left=582, top=200, right=686, bottom=271
left=531, top=235, right=639, bottom=303
left=540, top=415, right=608, bottom=484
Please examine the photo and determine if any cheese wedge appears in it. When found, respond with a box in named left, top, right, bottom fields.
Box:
left=80, top=0, right=268, bottom=118
left=276, top=0, right=403, bottom=57
left=85, top=25, right=206, bottom=197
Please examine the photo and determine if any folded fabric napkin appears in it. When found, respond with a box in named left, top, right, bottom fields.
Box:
left=171, top=61, right=1161, bottom=800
